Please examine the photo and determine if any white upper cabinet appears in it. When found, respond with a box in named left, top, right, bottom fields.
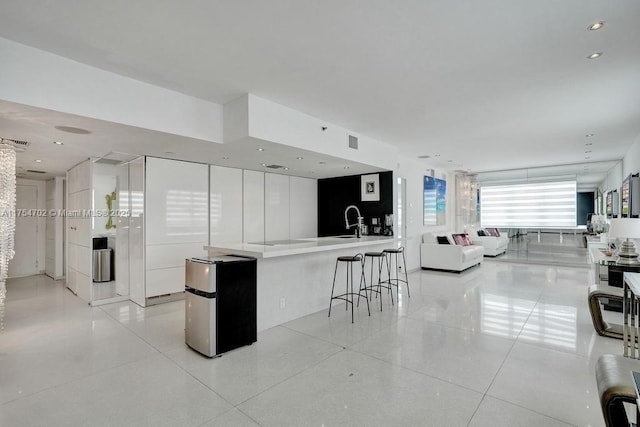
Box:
left=265, top=173, right=290, bottom=241
left=243, top=170, right=265, bottom=243
left=145, top=157, right=208, bottom=299
left=210, top=165, right=243, bottom=244
left=290, top=176, right=318, bottom=239
left=145, top=157, right=208, bottom=245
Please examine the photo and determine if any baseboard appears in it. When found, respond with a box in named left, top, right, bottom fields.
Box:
left=145, top=291, right=185, bottom=306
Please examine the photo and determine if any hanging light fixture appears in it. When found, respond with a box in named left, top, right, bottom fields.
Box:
left=0, top=139, right=17, bottom=331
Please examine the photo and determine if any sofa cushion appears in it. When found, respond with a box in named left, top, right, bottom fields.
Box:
left=477, top=229, right=487, bottom=236
left=437, top=236, right=451, bottom=244
left=487, top=227, right=501, bottom=237
left=452, top=233, right=472, bottom=246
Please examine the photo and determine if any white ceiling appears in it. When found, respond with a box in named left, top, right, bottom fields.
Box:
left=0, top=0, right=638, bottom=182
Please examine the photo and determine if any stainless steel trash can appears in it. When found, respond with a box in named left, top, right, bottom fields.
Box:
left=93, top=248, right=112, bottom=282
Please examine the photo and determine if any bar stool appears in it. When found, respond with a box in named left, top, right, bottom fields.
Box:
left=328, top=253, right=370, bottom=323
left=383, top=247, right=410, bottom=299
left=361, top=252, right=393, bottom=311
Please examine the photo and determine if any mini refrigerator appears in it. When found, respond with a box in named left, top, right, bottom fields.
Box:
left=185, top=255, right=257, bottom=357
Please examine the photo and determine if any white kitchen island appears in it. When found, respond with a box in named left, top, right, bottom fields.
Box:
left=205, top=235, right=397, bottom=331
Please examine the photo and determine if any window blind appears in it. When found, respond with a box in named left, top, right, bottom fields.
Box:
left=480, top=181, right=577, bottom=228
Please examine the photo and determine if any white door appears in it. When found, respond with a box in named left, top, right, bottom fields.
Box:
left=9, top=184, right=39, bottom=278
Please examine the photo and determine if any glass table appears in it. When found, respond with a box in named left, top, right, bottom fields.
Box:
left=623, top=272, right=640, bottom=359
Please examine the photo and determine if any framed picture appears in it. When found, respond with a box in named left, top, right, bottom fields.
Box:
left=423, top=176, right=446, bottom=226
left=361, top=173, right=380, bottom=202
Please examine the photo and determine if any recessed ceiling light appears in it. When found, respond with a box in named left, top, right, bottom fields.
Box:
left=52, top=141, right=64, bottom=145
left=344, top=166, right=350, bottom=169
left=164, top=151, right=174, bottom=155
left=585, top=150, right=592, bottom=153
left=34, top=159, right=42, bottom=163
left=283, top=167, right=289, bottom=171
left=447, top=160, right=453, bottom=163
left=585, top=142, right=593, bottom=146
left=54, top=125, right=91, bottom=134
left=434, top=154, right=441, bottom=157
left=585, top=134, right=595, bottom=138
left=296, top=157, right=304, bottom=160
left=588, top=21, right=605, bottom=31
left=585, top=156, right=591, bottom=159
left=587, top=52, right=602, bottom=59
left=257, top=148, right=264, bottom=152
left=319, top=161, right=326, bottom=165
left=260, top=163, right=266, bottom=167
left=222, top=156, right=230, bottom=160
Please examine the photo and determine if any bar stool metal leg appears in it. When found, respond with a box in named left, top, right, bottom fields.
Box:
left=402, top=248, right=410, bottom=298
left=383, top=247, right=410, bottom=301
left=361, top=252, right=392, bottom=311
left=358, top=257, right=371, bottom=316
left=328, top=253, right=370, bottom=323
left=328, top=259, right=339, bottom=318
left=383, top=253, right=393, bottom=306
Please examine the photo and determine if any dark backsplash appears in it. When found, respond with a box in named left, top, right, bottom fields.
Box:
left=317, top=171, right=393, bottom=236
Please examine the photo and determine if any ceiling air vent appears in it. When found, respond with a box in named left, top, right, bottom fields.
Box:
left=2, top=138, right=31, bottom=152
left=26, top=169, right=47, bottom=174
left=348, top=135, right=358, bottom=150
left=418, top=155, right=431, bottom=159
left=9, top=139, right=30, bottom=147
left=265, top=164, right=285, bottom=169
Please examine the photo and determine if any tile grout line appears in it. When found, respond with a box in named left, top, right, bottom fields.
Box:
left=347, top=345, right=487, bottom=397
left=469, top=280, right=584, bottom=427
left=231, top=346, right=350, bottom=408
left=484, top=395, right=579, bottom=427
left=465, top=275, right=545, bottom=427
left=157, top=325, right=345, bottom=424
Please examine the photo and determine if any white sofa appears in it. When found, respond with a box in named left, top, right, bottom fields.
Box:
left=472, top=232, right=509, bottom=256
left=420, top=232, right=484, bottom=272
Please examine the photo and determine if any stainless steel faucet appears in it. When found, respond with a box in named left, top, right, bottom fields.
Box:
left=344, top=205, right=363, bottom=237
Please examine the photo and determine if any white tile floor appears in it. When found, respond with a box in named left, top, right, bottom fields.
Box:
left=0, top=260, right=625, bottom=426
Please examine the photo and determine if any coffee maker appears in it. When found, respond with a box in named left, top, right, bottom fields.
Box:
left=371, top=217, right=382, bottom=235
left=383, top=214, right=393, bottom=236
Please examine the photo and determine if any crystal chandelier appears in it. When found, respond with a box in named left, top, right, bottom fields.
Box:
left=0, top=139, right=16, bottom=331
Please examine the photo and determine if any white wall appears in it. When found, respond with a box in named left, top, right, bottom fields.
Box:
left=0, top=37, right=223, bottom=143
left=396, top=155, right=456, bottom=271
left=145, top=157, right=209, bottom=299
left=622, top=137, right=640, bottom=178
left=599, top=136, right=640, bottom=193
left=224, top=94, right=398, bottom=171
left=600, top=161, right=624, bottom=193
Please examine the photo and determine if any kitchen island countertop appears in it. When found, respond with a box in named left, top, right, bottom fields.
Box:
left=205, top=235, right=396, bottom=259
